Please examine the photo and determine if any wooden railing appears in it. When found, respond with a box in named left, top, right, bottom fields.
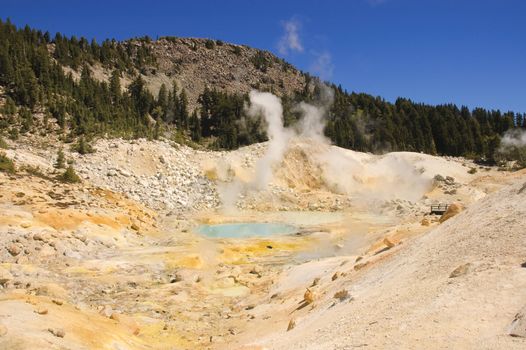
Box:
left=430, top=204, right=449, bottom=215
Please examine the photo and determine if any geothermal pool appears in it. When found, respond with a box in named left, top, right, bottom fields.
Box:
left=196, top=222, right=297, bottom=238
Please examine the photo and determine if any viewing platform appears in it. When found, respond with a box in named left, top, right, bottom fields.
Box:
left=430, top=204, right=449, bottom=215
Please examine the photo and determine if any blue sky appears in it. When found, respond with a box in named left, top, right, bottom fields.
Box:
left=2, top=0, right=525, bottom=112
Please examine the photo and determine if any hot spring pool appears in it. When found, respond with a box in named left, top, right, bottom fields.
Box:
left=196, top=222, right=297, bottom=238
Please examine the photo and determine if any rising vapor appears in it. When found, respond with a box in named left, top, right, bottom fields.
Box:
left=278, top=18, right=304, bottom=55
left=310, top=51, right=334, bottom=79
left=500, top=129, right=526, bottom=148
left=247, top=91, right=293, bottom=189
left=217, top=84, right=432, bottom=211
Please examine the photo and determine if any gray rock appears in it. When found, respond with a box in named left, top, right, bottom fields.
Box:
left=434, top=174, right=445, bottom=182
left=118, top=169, right=132, bottom=177
left=445, top=176, right=455, bottom=185
left=509, top=306, right=526, bottom=338
left=48, top=328, right=65, bottom=338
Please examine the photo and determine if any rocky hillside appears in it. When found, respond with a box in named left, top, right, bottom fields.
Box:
left=71, top=37, right=307, bottom=111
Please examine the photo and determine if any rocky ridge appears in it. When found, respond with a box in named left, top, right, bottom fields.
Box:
left=81, top=37, right=307, bottom=111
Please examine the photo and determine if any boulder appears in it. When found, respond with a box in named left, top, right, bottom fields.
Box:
left=48, top=328, right=65, bottom=338
left=7, top=244, right=21, bottom=256
left=99, top=305, right=113, bottom=318
left=333, top=289, right=350, bottom=301
left=249, top=265, right=262, bottom=276
left=383, top=238, right=395, bottom=248
left=354, top=262, right=368, bottom=271
left=287, top=318, right=296, bottom=331
left=0, top=267, right=13, bottom=286
left=445, top=176, right=455, bottom=185
left=449, top=263, right=471, bottom=278
left=331, top=272, right=340, bottom=281
left=509, top=306, right=526, bottom=338
left=434, top=174, right=445, bottom=182
left=35, top=306, right=48, bottom=315
left=303, top=289, right=315, bottom=304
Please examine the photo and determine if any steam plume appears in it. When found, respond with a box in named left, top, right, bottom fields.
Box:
left=500, top=129, right=526, bottom=148
left=217, top=86, right=431, bottom=211
left=278, top=18, right=304, bottom=55
left=310, top=51, right=334, bottom=80
left=248, top=91, right=292, bottom=189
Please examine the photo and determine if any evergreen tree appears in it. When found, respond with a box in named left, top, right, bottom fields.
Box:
left=74, top=136, right=94, bottom=155
left=60, top=165, right=81, bottom=183
left=19, top=107, right=33, bottom=133
left=0, top=20, right=522, bottom=161
left=109, top=69, right=122, bottom=103
left=178, top=89, right=189, bottom=130
left=157, top=83, right=168, bottom=117
left=190, top=109, right=201, bottom=141
left=55, top=148, right=66, bottom=169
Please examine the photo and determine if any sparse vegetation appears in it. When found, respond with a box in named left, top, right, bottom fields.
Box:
left=55, top=148, right=66, bottom=168
left=251, top=51, right=270, bottom=72
left=468, top=167, right=477, bottom=174
left=204, top=39, right=215, bottom=49
left=0, top=136, right=8, bottom=149
left=0, top=152, right=15, bottom=173
left=496, top=146, right=526, bottom=170
left=60, top=165, right=81, bottom=183
left=73, top=137, right=95, bottom=155
left=8, top=128, right=19, bottom=141
left=20, top=164, right=52, bottom=180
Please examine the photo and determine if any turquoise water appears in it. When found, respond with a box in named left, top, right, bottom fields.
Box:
left=196, top=222, right=297, bottom=238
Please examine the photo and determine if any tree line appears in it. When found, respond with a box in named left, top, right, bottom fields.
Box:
left=0, top=19, right=525, bottom=163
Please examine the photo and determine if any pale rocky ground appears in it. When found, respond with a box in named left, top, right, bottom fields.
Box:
left=0, top=135, right=525, bottom=349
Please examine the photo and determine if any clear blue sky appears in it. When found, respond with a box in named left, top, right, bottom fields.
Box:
left=3, top=0, right=525, bottom=112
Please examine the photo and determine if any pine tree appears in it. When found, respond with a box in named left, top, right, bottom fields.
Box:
left=190, top=109, right=201, bottom=141
left=178, top=89, right=189, bottom=130
left=19, top=107, right=33, bottom=133
left=60, top=165, right=81, bottom=183
left=74, top=136, right=94, bottom=155
left=109, top=69, right=121, bottom=103
left=55, top=148, right=66, bottom=169
left=157, top=83, right=168, bottom=115
left=0, top=20, right=523, bottom=160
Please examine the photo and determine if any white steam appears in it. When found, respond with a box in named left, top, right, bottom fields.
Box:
left=500, top=129, right=526, bottom=149
left=319, top=151, right=430, bottom=202
left=216, top=86, right=431, bottom=211
left=278, top=18, right=304, bottom=55
left=248, top=91, right=293, bottom=189
left=310, top=51, right=334, bottom=80
left=296, top=84, right=334, bottom=142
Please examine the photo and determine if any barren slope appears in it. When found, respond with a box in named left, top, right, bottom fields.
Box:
left=230, top=178, right=526, bottom=349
